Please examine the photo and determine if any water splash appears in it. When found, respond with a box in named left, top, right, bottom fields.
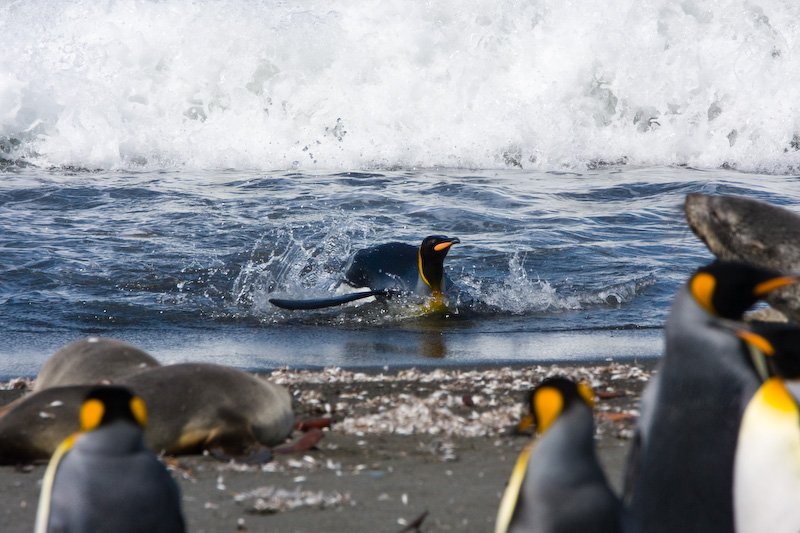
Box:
left=2, top=0, right=800, bottom=172
left=460, top=253, right=657, bottom=315
left=232, top=217, right=376, bottom=314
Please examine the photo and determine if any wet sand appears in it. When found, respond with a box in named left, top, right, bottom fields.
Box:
left=0, top=361, right=653, bottom=532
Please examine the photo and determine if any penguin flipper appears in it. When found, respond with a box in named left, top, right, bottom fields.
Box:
left=269, top=289, right=397, bottom=310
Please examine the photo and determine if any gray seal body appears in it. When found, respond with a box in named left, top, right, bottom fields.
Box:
left=685, top=193, right=800, bottom=321
left=34, top=337, right=161, bottom=392
left=0, top=363, right=294, bottom=463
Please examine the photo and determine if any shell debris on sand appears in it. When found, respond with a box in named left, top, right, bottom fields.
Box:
left=0, top=377, right=33, bottom=390
left=233, top=485, right=354, bottom=514
left=269, top=363, right=651, bottom=440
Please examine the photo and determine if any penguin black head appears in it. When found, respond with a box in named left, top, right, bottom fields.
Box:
left=517, top=377, right=595, bottom=435
left=689, top=260, right=798, bottom=319
left=736, top=323, right=800, bottom=380
left=418, top=235, right=460, bottom=292
left=79, top=385, right=147, bottom=432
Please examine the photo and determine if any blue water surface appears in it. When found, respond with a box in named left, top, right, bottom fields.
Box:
left=2, top=166, right=798, bottom=378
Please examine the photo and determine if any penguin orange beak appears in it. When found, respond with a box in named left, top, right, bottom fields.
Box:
left=433, top=237, right=460, bottom=252
left=754, top=276, right=799, bottom=296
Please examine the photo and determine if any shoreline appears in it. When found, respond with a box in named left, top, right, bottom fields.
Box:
left=0, top=361, right=651, bottom=532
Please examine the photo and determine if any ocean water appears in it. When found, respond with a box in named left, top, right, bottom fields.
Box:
left=2, top=0, right=800, bottom=378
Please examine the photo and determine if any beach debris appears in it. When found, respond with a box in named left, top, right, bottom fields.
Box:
left=294, top=417, right=333, bottom=431
left=270, top=363, right=648, bottom=440
left=422, top=439, right=458, bottom=461
left=208, top=446, right=274, bottom=465
left=234, top=485, right=353, bottom=514
left=337, top=395, right=522, bottom=438
left=273, top=428, right=324, bottom=454
left=397, top=509, right=429, bottom=532
left=598, top=412, right=636, bottom=422
left=0, top=377, right=32, bottom=391
left=163, top=457, right=195, bottom=480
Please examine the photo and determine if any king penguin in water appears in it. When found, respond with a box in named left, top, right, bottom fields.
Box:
left=624, top=260, right=799, bottom=533
left=495, top=377, right=622, bottom=533
left=269, top=235, right=460, bottom=310
left=730, top=325, right=800, bottom=533
left=35, top=385, right=185, bottom=533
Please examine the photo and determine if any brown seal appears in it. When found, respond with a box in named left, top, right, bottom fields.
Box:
left=0, top=363, right=294, bottom=464
left=684, top=193, right=800, bottom=322
left=34, top=337, right=161, bottom=392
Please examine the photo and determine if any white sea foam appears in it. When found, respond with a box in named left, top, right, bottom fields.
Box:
left=2, top=0, right=800, bottom=172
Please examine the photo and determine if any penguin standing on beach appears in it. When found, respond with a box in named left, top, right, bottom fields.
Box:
left=624, top=261, right=799, bottom=533
left=729, top=325, right=800, bottom=533
left=734, top=376, right=800, bottom=533
left=269, top=235, right=460, bottom=310
left=35, top=385, right=185, bottom=533
left=495, top=377, right=622, bottom=533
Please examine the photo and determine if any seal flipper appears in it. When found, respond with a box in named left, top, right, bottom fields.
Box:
left=269, top=289, right=400, bottom=310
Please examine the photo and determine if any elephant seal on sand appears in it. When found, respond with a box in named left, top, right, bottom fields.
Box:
left=685, top=193, right=800, bottom=322
left=34, top=337, right=161, bottom=392
left=0, top=363, right=294, bottom=464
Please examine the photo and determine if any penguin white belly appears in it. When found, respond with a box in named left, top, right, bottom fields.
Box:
left=734, top=379, right=800, bottom=533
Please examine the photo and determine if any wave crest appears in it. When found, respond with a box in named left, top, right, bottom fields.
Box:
left=2, top=0, right=800, bottom=172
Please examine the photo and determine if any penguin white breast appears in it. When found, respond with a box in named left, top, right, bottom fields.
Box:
left=734, top=380, right=800, bottom=533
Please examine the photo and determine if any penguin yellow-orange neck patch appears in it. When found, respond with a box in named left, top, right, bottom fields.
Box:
left=130, top=396, right=148, bottom=428
left=534, top=386, right=563, bottom=435
left=577, top=382, right=596, bottom=408
left=690, top=272, right=717, bottom=315
left=736, top=330, right=775, bottom=356
left=495, top=441, right=535, bottom=533
left=80, top=398, right=105, bottom=431
left=762, top=378, right=798, bottom=413
left=418, top=249, right=431, bottom=288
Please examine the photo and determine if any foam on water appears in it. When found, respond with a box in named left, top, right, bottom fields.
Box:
left=2, top=0, right=800, bottom=172
left=234, top=227, right=657, bottom=326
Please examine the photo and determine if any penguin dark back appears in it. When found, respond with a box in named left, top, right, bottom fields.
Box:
left=270, top=235, right=460, bottom=310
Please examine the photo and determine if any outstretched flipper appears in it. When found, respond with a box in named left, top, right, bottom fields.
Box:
left=269, top=289, right=399, bottom=310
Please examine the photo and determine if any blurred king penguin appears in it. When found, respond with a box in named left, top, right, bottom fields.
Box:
left=731, top=325, right=800, bottom=533
left=35, top=385, right=185, bottom=533
left=496, top=378, right=622, bottom=533
left=269, top=235, right=460, bottom=310
left=624, top=261, right=798, bottom=533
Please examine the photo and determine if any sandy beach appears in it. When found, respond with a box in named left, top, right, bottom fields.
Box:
left=0, top=361, right=653, bottom=532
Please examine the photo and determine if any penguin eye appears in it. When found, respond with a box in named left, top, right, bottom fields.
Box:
left=80, top=398, right=105, bottom=431
left=129, top=396, right=148, bottom=428
left=689, top=272, right=717, bottom=315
